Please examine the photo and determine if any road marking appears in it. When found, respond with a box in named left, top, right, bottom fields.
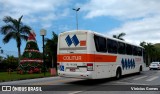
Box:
left=68, top=91, right=83, bottom=94
left=133, top=76, right=147, bottom=80
left=146, top=76, right=159, bottom=81
left=118, top=76, right=139, bottom=81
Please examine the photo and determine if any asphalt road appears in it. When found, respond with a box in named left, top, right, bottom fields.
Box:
left=1, top=70, right=160, bottom=94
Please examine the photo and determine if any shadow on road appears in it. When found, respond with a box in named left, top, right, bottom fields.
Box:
left=67, top=78, right=113, bottom=86
left=66, top=73, right=143, bottom=86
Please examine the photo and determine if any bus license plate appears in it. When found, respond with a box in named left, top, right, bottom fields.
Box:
left=70, top=68, right=75, bottom=72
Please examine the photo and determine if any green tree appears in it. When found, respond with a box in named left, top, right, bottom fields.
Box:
left=140, top=41, right=146, bottom=47
left=140, top=42, right=155, bottom=66
left=113, top=32, right=126, bottom=40
left=0, top=15, right=31, bottom=64
left=6, top=55, right=18, bottom=69
left=0, top=56, right=3, bottom=63
left=0, top=55, right=18, bottom=71
left=45, top=32, right=58, bottom=69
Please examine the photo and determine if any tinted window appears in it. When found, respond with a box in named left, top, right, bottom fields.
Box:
left=137, top=47, right=142, bottom=56
left=133, top=46, right=138, bottom=55
left=94, top=35, right=107, bottom=52
left=118, top=42, right=125, bottom=54
left=107, top=39, right=118, bottom=54
left=126, top=44, right=133, bottom=55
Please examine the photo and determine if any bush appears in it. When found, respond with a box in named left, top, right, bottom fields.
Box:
left=0, top=59, right=18, bottom=72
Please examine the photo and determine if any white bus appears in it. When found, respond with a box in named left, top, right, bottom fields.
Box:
left=57, top=30, right=145, bottom=79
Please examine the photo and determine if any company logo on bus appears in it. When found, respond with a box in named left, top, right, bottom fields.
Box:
left=63, top=56, right=81, bottom=61
left=121, top=59, right=135, bottom=70
left=65, top=35, right=79, bottom=46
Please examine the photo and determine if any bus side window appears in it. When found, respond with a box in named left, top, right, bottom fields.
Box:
left=107, top=39, right=118, bottom=54
left=118, top=42, right=125, bottom=54
left=137, top=47, right=142, bottom=56
left=126, top=44, right=133, bottom=55
left=133, top=46, right=138, bottom=56
left=94, top=35, right=107, bottom=52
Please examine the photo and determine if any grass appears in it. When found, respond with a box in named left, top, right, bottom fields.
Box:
left=0, top=71, right=54, bottom=82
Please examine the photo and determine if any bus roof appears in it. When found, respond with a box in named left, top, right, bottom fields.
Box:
left=60, top=30, right=144, bottom=49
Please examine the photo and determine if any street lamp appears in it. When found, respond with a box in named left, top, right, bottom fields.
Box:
left=73, top=8, right=80, bottom=30
left=40, top=29, right=46, bottom=76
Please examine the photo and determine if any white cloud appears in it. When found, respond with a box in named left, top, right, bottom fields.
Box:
left=42, top=23, right=52, bottom=29
left=81, top=0, right=160, bottom=45
left=106, top=15, right=160, bottom=45
left=1, top=0, right=68, bottom=13
left=0, top=0, right=71, bottom=27
left=82, top=0, right=160, bottom=20
left=1, top=0, right=160, bottom=46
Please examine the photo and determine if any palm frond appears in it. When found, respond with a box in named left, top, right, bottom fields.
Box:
left=20, top=35, right=28, bottom=41
left=1, top=25, right=16, bottom=34
left=3, top=16, right=17, bottom=25
left=119, top=38, right=124, bottom=40
left=113, top=35, right=117, bottom=38
left=3, top=32, right=16, bottom=43
left=3, top=16, right=19, bottom=32
left=44, top=38, right=50, bottom=42
left=140, top=41, right=146, bottom=47
left=3, top=16, right=13, bottom=23
left=113, top=32, right=126, bottom=40
left=17, top=15, right=23, bottom=31
left=52, top=32, right=58, bottom=42
left=45, top=32, right=58, bottom=44
left=45, top=38, right=54, bottom=46
left=118, top=33, right=126, bottom=38
left=20, top=25, right=31, bottom=35
left=18, top=15, right=23, bottom=23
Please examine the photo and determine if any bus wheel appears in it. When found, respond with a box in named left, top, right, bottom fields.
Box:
left=116, top=68, right=121, bottom=79
left=138, top=66, right=142, bottom=74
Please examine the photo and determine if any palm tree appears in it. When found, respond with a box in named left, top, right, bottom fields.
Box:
left=0, top=15, right=31, bottom=64
left=113, top=32, right=126, bottom=40
left=145, top=43, right=154, bottom=65
left=140, top=42, right=155, bottom=66
left=45, top=32, right=58, bottom=69
left=140, top=41, right=146, bottom=47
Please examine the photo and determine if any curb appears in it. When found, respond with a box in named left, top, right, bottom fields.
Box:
left=0, top=75, right=58, bottom=83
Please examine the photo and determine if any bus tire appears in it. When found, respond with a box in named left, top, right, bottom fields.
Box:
left=138, top=66, right=142, bottom=74
left=115, top=67, right=121, bottom=79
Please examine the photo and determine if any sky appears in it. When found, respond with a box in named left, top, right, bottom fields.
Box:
left=1, top=0, right=160, bottom=57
